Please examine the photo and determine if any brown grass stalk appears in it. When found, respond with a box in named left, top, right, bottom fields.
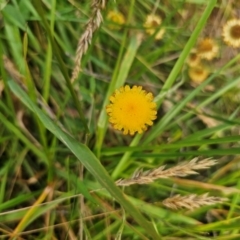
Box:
left=71, top=0, right=106, bottom=83
left=116, top=158, right=217, bottom=186
left=162, top=193, right=227, bottom=210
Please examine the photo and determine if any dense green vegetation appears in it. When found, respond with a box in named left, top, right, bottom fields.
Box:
left=0, top=0, right=240, bottom=239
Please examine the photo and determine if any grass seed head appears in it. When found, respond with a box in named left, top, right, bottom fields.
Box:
left=163, top=193, right=228, bottom=210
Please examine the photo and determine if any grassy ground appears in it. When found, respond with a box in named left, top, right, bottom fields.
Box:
left=1, top=0, right=240, bottom=239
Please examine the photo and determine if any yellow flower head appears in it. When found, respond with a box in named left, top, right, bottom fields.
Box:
left=222, top=19, right=240, bottom=48
left=186, top=49, right=201, bottom=67
left=196, top=38, right=219, bottom=60
left=188, top=65, right=209, bottom=84
left=106, top=85, right=157, bottom=135
left=106, top=10, right=125, bottom=30
left=144, top=14, right=165, bottom=40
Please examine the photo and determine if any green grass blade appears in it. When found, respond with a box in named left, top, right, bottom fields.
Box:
left=102, top=135, right=240, bottom=155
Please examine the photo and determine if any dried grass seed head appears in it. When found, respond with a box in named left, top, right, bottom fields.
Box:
left=162, top=193, right=227, bottom=211
left=222, top=19, right=240, bottom=48
left=116, top=158, right=218, bottom=186
left=144, top=14, right=165, bottom=40
left=106, top=85, right=157, bottom=135
left=197, top=38, right=219, bottom=60
left=71, top=0, right=105, bottom=83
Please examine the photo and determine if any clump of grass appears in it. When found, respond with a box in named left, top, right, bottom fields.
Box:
left=1, top=0, right=240, bottom=239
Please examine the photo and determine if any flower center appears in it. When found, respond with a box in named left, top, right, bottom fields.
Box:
left=151, top=20, right=159, bottom=27
left=230, top=24, right=240, bottom=39
left=126, top=103, right=136, bottom=113
left=198, top=40, right=213, bottom=52
left=190, top=53, right=197, bottom=61
left=195, top=69, right=204, bottom=75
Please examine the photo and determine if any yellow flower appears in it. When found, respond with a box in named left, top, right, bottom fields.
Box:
left=106, top=85, right=157, bottom=135
left=222, top=19, right=240, bottom=48
left=144, top=14, right=165, bottom=40
left=186, top=49, right=201, bottom=67
left=196, top=38, right=219, bottom=60
left=188, top=65, right=209, bottom=84
left=106, top=10, right=125, bottom=30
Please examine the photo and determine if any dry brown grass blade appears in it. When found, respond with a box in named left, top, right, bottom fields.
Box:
left=162, top=193, right=227, bottom=210
left=10, top=185, right=53, bottom=239
left=116, top=158, right=217, bottom=186
left=209, top=156, right=240, bottom=183
left=71, top=0, right=106, bottom=83
left=172, top=177, right=240, bottom=195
